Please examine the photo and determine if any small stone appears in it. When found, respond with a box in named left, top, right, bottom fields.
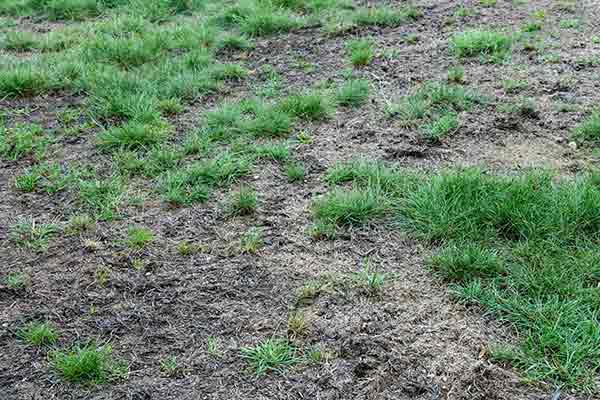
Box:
left=555, top=136, right=565, bottom=144
left=568, top=141, right=578, bottom=150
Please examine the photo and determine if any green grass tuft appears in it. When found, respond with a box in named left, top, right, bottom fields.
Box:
left=450, top=30, right=512, bottom=63
left=241, top=338, right=298, bottom=375
left=50, top=343, right=127, bottom=385
left=572, top=112, right=600, bottom=144
left=336, top=79, right=369, bottom=107
left=18, top=321, right=58, bottom=346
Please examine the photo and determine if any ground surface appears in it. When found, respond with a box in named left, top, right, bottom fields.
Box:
left=1, top=0, right=599, bottom=399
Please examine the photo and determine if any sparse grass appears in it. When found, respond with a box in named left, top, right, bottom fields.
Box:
left=65, top=214, right=96, bottom=235
left=78, top=176, right=123, bottom=221
left=559, top=19, right=580, bottom=29
left=241, top=227, right=263, bottom=254
left=227, top=185, right=257, bottom=216
left=125, top=226, right=153, bottom=249
left=336, top=79, right=369, bottom=107
left=572, top=112, right=600, bottom=144
left=287, top=311, right=306, bottom=337
left=160, top=356, right=179, bottom=377
left=422, top=112, right=458, bottom=142
left=18, top=321, right=58, bottom=346
left=352, top=5, right=422, bottom=27
left=280, top=91, right=334, bottom=121
left=9, top=218, right=58, bottom=251
left=241, top=338, right=298, bottom=375
left=160, top=152, right=252, bottom=205
left=450, top=30, right=512, bottom=63
left=355, top=261, right=385, bottom=295
left=316, top=162, right=600, bottom=389
left=50, top=343, right=127, bottom=385
left=5, top=272, right=28, bottom=290
left=285, top=162, right=305, bottom=183
left=447, top=66, right=465, bottom=83
left=0, top=123, right=49, bottom=160
left=345, top=38, right=374, bottom=67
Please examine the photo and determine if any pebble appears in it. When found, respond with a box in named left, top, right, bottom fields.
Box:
left=568, top=141, right=578, bottom=150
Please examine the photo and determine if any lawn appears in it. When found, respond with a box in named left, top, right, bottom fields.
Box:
left=1, top=0, right=599, bottom=398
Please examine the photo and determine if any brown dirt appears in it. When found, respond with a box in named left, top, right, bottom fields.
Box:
left=2, top=1, right=599, bottom=399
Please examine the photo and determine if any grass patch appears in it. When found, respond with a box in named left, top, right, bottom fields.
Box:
left=352, top=5, right=422, bottom=27
left=336, top=78, right=369, bottom=107
left=9, top=218, right=58, bottom=251
left=572, top=112, right=600, bottom=145
left=345, top=38, right=374, bottom=67
left=314, top=161, right=600, bottom=390
left=241, top=338, right=298, bottom=375
left=450, top=30, right=512, bottom=63
left=18, top=321, right=58, bottom=346
left=226, top=185, right=257, bottom=216
left=0, top=123, right=49, bottom=160
left=280, top=91, right=334, bottom=121
left=50, top=343, right=127, bottom=385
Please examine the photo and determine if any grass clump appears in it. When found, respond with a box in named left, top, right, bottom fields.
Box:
left=0, top=65, right=51, bottom=97
left=97, top=121, right=171, bottom=151
left=336, top=79, right=369, bottom=107
left=285, top=162, right=305, bottom=183
left=49, top=343, right=127, bottom=385
left=312, top=188, right=386, bottom=226
left=422, top=112, right=458, bottom=142
left=227, top=185, right=257, bottom=216
left=0, top=123, right=49, bottom=160
left=352, top=5, right=422, bottom=27
left=18, top=321, right=58, bottom=346
left=428, top=243, right=504, bottom=281
left=5, top=272, right=28, bottom=290
left=280, top=91, right=334, bottom=121
left=160, top=152, right=252, bottom=205
left=345, top=38, right=374, bottom=67
left=241, top=338, right=298, bottom=375
left=240, top=227, right=263, bottom=254
left=572, top=112, right=600, bottom=145
left=450, top=30, right=512, bottom=63
left=9, top=218, right=58, bottom=251
left=125, top=226, right=153, bottom=249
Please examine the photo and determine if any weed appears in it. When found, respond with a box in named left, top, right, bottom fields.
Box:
left=206, top=336, right=220, bottom=356
left=66, top=214, right=96, bottom=235
left=355, top=260, right=385, bottom=295
left=447, top=66, right=465, bottom=83
left=241, top=338, right=298, bottom=375
left=18, top=321, right=58, bottom=346
left=336, top=79, right=369, bottom=107
left=49, top=343, right=127, bottom=384
left=559, top=19, right=580, bottom=29
left=422, top=112, right=458, bottom=142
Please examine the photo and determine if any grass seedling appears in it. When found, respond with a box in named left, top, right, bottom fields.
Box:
left=125, top=226, right=153, bottom=249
